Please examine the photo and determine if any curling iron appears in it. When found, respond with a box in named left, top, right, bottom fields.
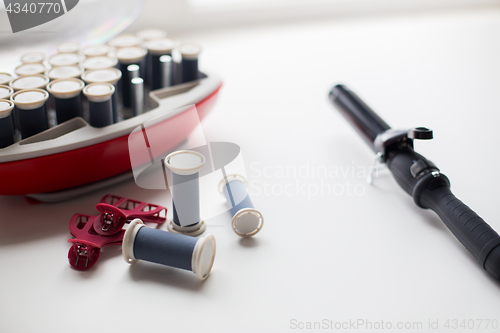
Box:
left=329, top=84, right=500, bottom=280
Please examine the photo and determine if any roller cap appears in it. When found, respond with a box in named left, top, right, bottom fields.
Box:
left=165, top=150, right=205, bottom=176
left=82, top=68, right=122, bottom=85
left=0, top=99, right=15, bottom=118
left=10, top=75, right=49, bottom=91
left=46, top=78, right=85, bottom=99
left=83, top=83, right=115, bottom=103
left=11, top=89, right=49, bottom=110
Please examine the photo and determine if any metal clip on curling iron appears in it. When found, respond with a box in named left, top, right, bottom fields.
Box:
left=329, top=84, right=500, bottom=280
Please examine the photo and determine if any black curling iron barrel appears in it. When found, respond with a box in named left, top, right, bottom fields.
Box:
left=330, top=85, right=390, bottom=150
left=329, top=84, right=500, bottom=280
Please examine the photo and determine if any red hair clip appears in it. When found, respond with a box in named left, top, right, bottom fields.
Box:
left=68, top=195, right=167, bottom=271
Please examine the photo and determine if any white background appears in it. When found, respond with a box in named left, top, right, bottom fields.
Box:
left=2, top=4, right=500, bottom=333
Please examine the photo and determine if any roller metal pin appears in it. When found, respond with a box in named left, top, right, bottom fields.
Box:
left=160, top=55, right=173, bottom=88
left=127, top=64, right=140, bottom=80
left=123, top=219, right=216, bottom=280
left=131, top=77, right=144, bottom=116
left=127, top=64, right=143, bottom=117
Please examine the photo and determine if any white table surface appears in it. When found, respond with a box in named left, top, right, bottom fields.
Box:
left=2, top=7, right=500, bottom=333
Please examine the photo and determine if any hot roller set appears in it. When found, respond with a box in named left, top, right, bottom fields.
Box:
left=329, top=85, right=500, bottom=280
left=0, top=30, right=222, bottom=198
left=0, top=1, right=266, bottom=283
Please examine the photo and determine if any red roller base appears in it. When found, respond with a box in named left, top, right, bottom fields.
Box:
left=0, top=84, right=221, bottom=196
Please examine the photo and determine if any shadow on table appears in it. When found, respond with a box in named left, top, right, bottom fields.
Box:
left=239, top=237, right=259, bottom=248
left=0, top=179, right=169, bottom=246
left=0, top=194, right=84, bottom=246
left=128, top=260, right=208, bottom=292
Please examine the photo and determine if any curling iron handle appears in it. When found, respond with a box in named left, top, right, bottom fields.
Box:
left=418, top=181, right=500, bottom=279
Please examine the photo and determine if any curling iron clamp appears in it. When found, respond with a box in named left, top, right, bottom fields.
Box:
left=329, top=84, right=500, bottom=280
